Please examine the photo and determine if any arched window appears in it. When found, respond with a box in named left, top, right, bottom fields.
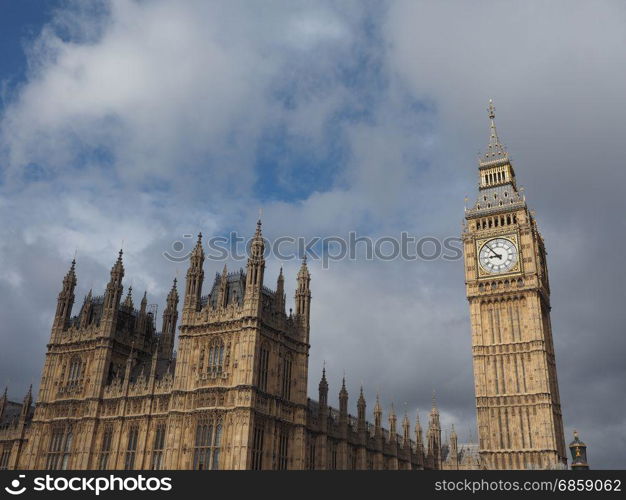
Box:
left=207, top=340, right=224, bottom=376
left=193, top=418, right=223, bottom=470
left=68, top=356, right=83, bottom=385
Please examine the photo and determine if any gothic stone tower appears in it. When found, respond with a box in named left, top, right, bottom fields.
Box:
left=462, top=101, right=566, bottom=469
left=174, top=221, right=311, bottom=470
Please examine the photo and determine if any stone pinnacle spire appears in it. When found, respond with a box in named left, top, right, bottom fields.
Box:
left=481, top=99, right=508, bottom=164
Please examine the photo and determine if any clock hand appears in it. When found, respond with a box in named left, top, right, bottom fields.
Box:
left=487, top=245, right=502, bottom=259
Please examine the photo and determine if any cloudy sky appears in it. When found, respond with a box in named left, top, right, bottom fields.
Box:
left=1, top=0, right=625, bottom=468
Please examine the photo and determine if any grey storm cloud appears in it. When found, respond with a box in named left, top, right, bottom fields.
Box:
left=0, top=0, right=624, bottom=468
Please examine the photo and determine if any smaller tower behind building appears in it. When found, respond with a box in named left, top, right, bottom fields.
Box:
left=569, top=431, right=590, bottom=470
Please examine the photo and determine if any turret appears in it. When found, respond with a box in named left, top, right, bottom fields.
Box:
left=217, top=264, right=229, bottom=309
left=136, top=291, right=148, bottom=333
left=388, top=404, right=397, bottom=443
left=122, top=286, right=134, bottom=310
left=318, top=366, right=329, bottom=433
left=20, top=385, right=32, bottom=420
left=79, top=289, right=93, bottom=328
left=357, top=387, right=366, bottom=434
left=339, top=377, right=348, bottom=427
left=318, top=366, right=328, bottom=408
left=102, top=250, right=125, bottom=334
left=373, top=394, right=382, bottom=436
left=569, top=431, right=590, bottom=470
left=449, top=424, right=459, bottom=466
left=244, top=221, right=265, bottom=315
left=402, top=412, right=411, bottom=448
left=160, top=278, right=179, bottom=360
left=53, top=259, right=77, bottom=334
left=275, top=267, right=285, bottom=314
left=415, top=411, right=424, bottom=460
left=183, top=234, right=204, bottom=318
left=295, top=256, right=311, bottom=342
left=427, top=392, right=442, bottom=469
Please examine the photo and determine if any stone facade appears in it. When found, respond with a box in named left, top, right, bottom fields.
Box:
left=0, top=221, right=464, bottom=470
left=462, top=101, right=567, bottom=469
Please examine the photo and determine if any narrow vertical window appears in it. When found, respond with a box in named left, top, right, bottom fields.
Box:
left=0, top=445, right=11, bottom=470
left=98, top=425, right=113, bottom=470
left=124, top=425, right=139, bottom=470
left=281, top=356, right=292, bottom=400
left=251, top=424, right=264, bottom=470
left=307, top=438, right=316, bottom=470
left=212, top=424, right=222, bottom=470
left=277, top=427, right=289, bottom=470
left=151, top=424, right=166, bottom=470
left=61, top=428, right=73, bottom=470
left=258, top=346, right=269, bottom=392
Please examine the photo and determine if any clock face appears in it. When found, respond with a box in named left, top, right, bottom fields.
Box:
left=478, top=238, right=519, bottom=274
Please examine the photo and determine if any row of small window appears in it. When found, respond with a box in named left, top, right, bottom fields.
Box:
left=483, top=170, right=508, bottom=185
left=46, top=421, right=222, bottom=470
left=475, top=214, right=517, bottom=231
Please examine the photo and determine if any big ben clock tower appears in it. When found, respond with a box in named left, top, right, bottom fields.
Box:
left=463, top=101, right=567, bottom=469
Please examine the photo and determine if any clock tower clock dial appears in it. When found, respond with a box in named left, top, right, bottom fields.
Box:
left=478, top=237, right=519, bottom=275
left=462, top=101, right=566, bottom=470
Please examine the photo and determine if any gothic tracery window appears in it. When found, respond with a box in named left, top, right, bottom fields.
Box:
left=68, top=356, right=83, bottom=386
left=207, top=340, right=224, bottom=375
left=46, top=425, right=73, bottom=470
left=193, top=418, right=223, bottom=470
